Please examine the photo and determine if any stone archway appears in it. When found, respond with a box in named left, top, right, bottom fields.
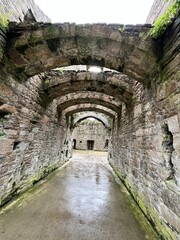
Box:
left=71, top=115, right=111, bottom=151
left=71, top=111, right=112, bottom=130
left=6, top=22, right=157, bottom=82
left=0, top=5, right=179, bottom=239
left=63, top=104, right=117, bottom=118
left=42, top=70, right=133, bottom=105
left=55, top=91, right=122, bottom=111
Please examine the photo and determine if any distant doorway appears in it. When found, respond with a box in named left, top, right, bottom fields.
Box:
left=104, top=139, right=109, bottom=149
left=87, top=140, right=94, bottom=150
left=73, top=139, right=76, bottom=149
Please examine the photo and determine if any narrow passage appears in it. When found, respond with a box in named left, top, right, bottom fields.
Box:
left=0, top=150, right=159, bottom=240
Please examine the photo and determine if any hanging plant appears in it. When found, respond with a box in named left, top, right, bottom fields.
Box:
left=150, top=0, right=180, bottom=38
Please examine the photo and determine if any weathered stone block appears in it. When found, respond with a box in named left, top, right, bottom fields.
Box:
left=3, top=129, right=18, bottom=137
left=159, top=203, right=180, bottom=232
left=134, top=104, right=142, bottom=118
left=0, top=139, right=13, bottom=154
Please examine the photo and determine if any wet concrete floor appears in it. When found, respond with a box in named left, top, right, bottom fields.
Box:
left=0, top=150, right=159, bottom=240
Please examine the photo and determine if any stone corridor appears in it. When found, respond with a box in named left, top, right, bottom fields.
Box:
left=0, top=0, right=179, bottom=239
left=0, top=150, right=159, bottom=240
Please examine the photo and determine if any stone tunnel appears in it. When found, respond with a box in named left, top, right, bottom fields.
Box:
left=0, top=0, right=179, bottom=239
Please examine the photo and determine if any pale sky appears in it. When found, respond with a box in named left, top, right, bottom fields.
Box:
left=34, top=0, right=155, bottom=24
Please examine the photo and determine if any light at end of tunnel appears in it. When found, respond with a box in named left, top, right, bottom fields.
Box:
left=88, top=117, right=96, bottom=121
left=88, top=66, right=102, bottom=73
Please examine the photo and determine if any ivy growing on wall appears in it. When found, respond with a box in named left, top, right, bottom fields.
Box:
left=0, top=7, right=10, bottom=29
left=0, top=14, right=9, bottom=29
left=0, top=7, right=11, bottom=59
left=150, top=0, right=180, bottom=38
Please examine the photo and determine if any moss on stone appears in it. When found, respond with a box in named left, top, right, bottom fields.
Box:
left=109, top=161, right=159, bottom=239
left=118, top=26, right=125, bottom=33
left=43, top=25, right=60, bottom=40
left=0, top=12, right=9, bottom=29
left=150, top=1, right=180, bottom=38
left=109, top=161, right=178, bottom=240
left=149, top=207, right=177, bottom=240
left=0, top=131, right=5, bottom=140
left=0, top=161, right=67, bottom=208
left=27, top=163, right=61, bottom=186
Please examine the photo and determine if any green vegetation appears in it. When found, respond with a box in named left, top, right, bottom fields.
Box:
left=118, top=26, right=125, bottom=33
left=0, top=8, right=11, bottom=59
left=0, top=131, right=5, bottom=140
left=0, top=13, right=9, bottom=29
left=0, top=8, right=11, bottom=29
left=150, top=0, right=180, bottom=38
left=56, top=67, right=64, bottom=74
left=109, top=162, right=177, bottom=239
left=0, top=162, right=66, bottom=209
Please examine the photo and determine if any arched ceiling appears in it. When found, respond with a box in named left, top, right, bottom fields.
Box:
left=6, top=22, right=157, bottom=82
left=42, top=70, right=133, bottom=104
left=57, top=98, right=121, bottom=113
left=71, top=112, right=112, bottom=130
left=55, top=91, right=121, bottom=114
left=63, top=104, right=117, bottom=119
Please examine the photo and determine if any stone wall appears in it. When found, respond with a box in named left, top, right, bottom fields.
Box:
left=72, top=119, right=110, bottom=151
left=0, top=72, right=68, bottom=206
left=146, top=0, right=175, bottom=23
left=71, top=111, right=113, bottom=130
left=0, top=0, right=50, bottom=63
left=0, top=2, right=60, bottom=207
left=0, top=1, right=179, bottom=239
left=109, top=16, right=180, bottom=240
left=0, top=25, right=6, bottom=61
left=0, top=0, right=50, bottom=23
